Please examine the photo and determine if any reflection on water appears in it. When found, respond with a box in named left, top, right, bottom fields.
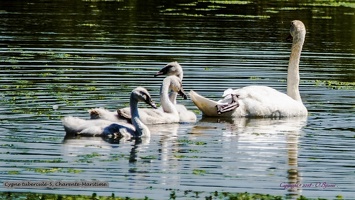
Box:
left=60, top=118, right=308, bottom=198
left=0, top=0, right=354, bottom=199
left=193, top=117, right=307, bottom=198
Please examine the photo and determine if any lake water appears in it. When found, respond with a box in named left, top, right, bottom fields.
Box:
left=0, top=0, right=354, bottom=199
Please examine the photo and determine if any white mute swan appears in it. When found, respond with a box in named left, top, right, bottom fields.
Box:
left=88, top=75, right=187, bottom=124
left=155, top=61, right=183, bottom=104
left=118, top=75, right=187, bottom=124
left=154, top=62, right=197, bottom=123
left=189, top=20, right=308, bottom=118
left=62, top=87, right=157, bottom=138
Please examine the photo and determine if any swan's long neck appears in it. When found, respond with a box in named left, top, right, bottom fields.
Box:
left=161, top=79, right=178, bottom=114
left=130, top=94, right=150, bottom=137
left=169, top=92, right=177, bottom=105
left=168, top=73, right=183, bottom=105
left=178, top=71, right=183, bottom=81
left=287, top=36, right=304, bottom=102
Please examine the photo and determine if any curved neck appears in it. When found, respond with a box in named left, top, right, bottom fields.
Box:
left=130, top=94, right=150, bottom=137
left=161, top=79, right=178, bottom=114
left=178, top=71, right=183, bottom=81
left=287, top=37, right=304, bottom=102
left=169, top=72, right=183, bottom=104
left=169, top=92, right=177, bottom=104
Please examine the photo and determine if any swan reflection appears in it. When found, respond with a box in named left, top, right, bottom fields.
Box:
left=191, top=116, right=307, bottom=198
left=61, top=134, right=151, bottom=162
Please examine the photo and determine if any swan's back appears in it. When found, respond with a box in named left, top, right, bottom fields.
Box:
left=62, top=116, right=115, bottom=135
left=118, top=106, right=180, bottom=124
left=89, top=108, right=129, bottom=123
left=231, top=86, right=307, bottom=117
left=63, top=116, right=135, bottom=135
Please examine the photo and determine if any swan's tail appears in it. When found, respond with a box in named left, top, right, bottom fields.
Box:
left=61, top=116, right=86, bottom=134
left=189, top=90, right=234, bottom=117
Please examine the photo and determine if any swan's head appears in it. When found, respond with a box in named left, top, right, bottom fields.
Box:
left=165, top=76, right=188, bottom=100
left=132, top=87, right=157, bottom=109
left=154, top=61, right=183, bottom=80
left=287, top=20, right=306, bottom=42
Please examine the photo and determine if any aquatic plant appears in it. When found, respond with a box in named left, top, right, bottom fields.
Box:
left=313, top=80, right=355, bottom=90
left=27, top=167, right=63, bottom=174
left=99, top=154, right=126, bottom=162
left=194, top=141, right=207, bottom=145
left=173, top=154, right=199, bottom=159
left=78, top=23, right=99, bottom=27
left=0, top=191, right=345, bottom=200
left=7, top=171, right=20, bottom=175
left=177, top=138, right=207, bottom=146
left=249, top=76, right=262, bottom=80
left=25, top=167, right=83, bottom=174
left=1, top=158, right=64, bottom=164
left=66, top=168, right=84, bottom=174
left=301, top=1, right=355, bottom=8
left=139, top=155, right=158, bottom=160
left=192, top=168, right=207, bottom=175
left=76, top=152, right=103, bottom=163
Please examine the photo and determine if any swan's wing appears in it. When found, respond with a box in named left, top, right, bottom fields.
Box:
left=191, top=86, right=306, bottom=118
left=140, top=109, right=179, bottom=124
left=62, top=116, right=93, bottom=134
left=62, top=116, right=112, bottom=134
left=117, top=107, right=159, bottom=119
left=79, top=123, right=136, bottom=138
left=79, top=126, right=105, bottom=137
left=89, top=108, right=115, bottom=119
left=217, top=86, right=275, bottom=106
left=118, top=107, right=179, bottom=124
left=175, top=104, right=197, bottom=123
left=89, top=108, right=130, bottom=123
left=231, top=86, right=306, bottom=117
left=62, top=116, right=134, bottom=137
left=117, top=107, right=131, bottom=119
left=89, top=108, right=104, bottom=119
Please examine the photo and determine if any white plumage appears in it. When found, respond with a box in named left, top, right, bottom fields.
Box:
left=190, top=20, right=308, bottom=118
left=62, top=87, right=156, bottom=138
left=89, top=75, right=186, bottom=124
